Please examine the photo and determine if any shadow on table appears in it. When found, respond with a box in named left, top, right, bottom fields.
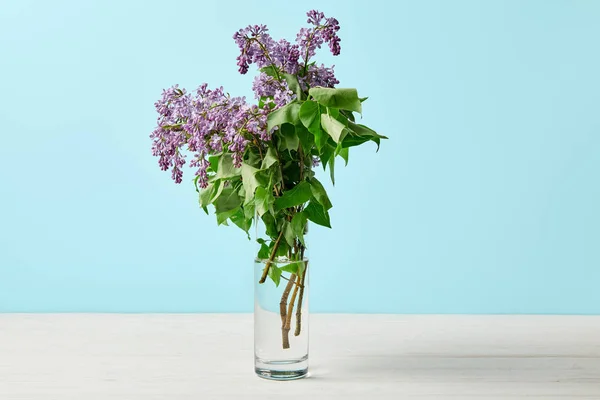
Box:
left=308, top=352, right=579, bottom=383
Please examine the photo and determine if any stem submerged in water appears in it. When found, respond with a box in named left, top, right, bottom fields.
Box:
left=280, top=273, right=297, bottom=349
left=282, top=274, right=300, bottom=349
left=294, top=261, right=308, bottom=337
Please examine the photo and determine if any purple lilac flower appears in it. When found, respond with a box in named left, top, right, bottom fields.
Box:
left=297, top=10, right=341, bottom=61
left=273, top=88, right=294, bottom=107
left=271, top=39, right=301, bottom=74
left=306, top=64, right=339, bottom=88
left=152, top=11, right=344, bottom=186
left=151, top=83, right=267, bottom=187
left=233, top=24, right=276, bottom=74
left=252, top=73, right=297, bottom=108
left=252, top=73, right=281, bottom=98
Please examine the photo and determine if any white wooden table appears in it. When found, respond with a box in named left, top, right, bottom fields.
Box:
left=0, top=314, right=598, bottom=399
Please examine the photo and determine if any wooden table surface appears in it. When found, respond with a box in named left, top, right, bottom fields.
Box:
left=0, top=314, right=599, bottom=399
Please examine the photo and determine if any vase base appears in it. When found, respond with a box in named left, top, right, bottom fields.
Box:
left=255, top=367, right=308, bottom=380
left=255, top=356, right=308, bottom=380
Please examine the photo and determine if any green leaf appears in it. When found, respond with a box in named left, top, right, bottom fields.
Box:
left=211, top=180, right=225, bottom=203
left=299, top=100, right=328, bottom=150
left=283, top=73, right=303, bottom=100
left=243, top=200, right=255, bottom=221
left=340, top=109, right=355, bottom=123
left=208, top=154, right=221, bottom=173
left=214, top=187, right=241, bottom=214
left=254, top=186, right=274, bottom=217
left=245, top=146, right=263, bottom=168
left=347, top=121, right=387, bottom=139
left=279, top=123, right=299, bottom=154
left=199, top=180, right=225, bottom=211
left=216, top=206, right=240, bottom=226
left=309, top=87, right=362, bottom=114
left=304, top=200, right=331, bottom=228
left=275, top=240, right=290, bottom=257
left=261, top=146, right=279, bottom=170
left=261, top=212, right=278, bottom=237
left=199, top=183, right=215, bottom=208
left=216, top=153, right=241, bottom=180
left=267, top=102, right=301, bottom=132
left=241, top=163, right=260, bottom=205
left=229, top=208, right=252, bottom=234
left=283, top=221, right=295, bottom=248
left=341, top=134, right=372, bottom=148
left=320, top=142, right=336, bottom=170
left=329, top=153, right=336, bottom=185
left=260, top=65, right=279, bottom=77
left=295, top=123, right=313, bottom=154
left=338, top=146, right=349, bottom=166
left=308, top=178, right=332, bottom=210
left=280, top=261, right=305, bottom=276
left=268, top=265, right=282, bottom=287
left=299, top=100, right=320, bottom=131
left=345, top=121, right=388, bottom=151
left=274, top=181, right=312, bottom=211
left=291, top=211, right=308, bottom=246
left=321, top=113, right=347, bottom=143
left=257, top=238, right=270, bottom=259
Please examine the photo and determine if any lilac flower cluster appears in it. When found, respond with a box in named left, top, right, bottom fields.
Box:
left=151, top=10, right=341, bottom=185
left=151, top=84, right=267, bottom=187
left=296, top=10, right=341, bottom=60
left=234, top=9, right=341, bottom=101
left=306, top=64, right=339, bottom=88
left=251, top=73, right=294, bottom=107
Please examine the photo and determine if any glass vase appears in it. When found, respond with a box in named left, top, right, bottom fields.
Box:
left=254, top=237, right=309, bottom=380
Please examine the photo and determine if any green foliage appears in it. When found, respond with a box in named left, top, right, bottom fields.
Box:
left=267, top=102, right=301, bottom=133
left=280, top=261, right=305, bottom=276
left=299, top=100, right=327, bottom=150
left=193, top=80, right=385, bottom=280
left=257, top=238, right=270, bottom=259
left=320, top=113, right=347, bottom=143
left=304, top=200, right=331, bottom=228
left=214, top=187, right=241, bottom=214
left=254, top=186, right=273, bottom=217
left=268, top=264, right=282, bottom=287
left=261, top=146, right=279, bottom=170
left=338, top=146, right=349, bottom=166
left=260, top=65, right=279, bottom=77
left=283, top=73, right=303, bottom=100
left=344, top=121, right=388, bottom=151
left=308, top=87, right=362, bottom=114
left=215, top=153, right=241, bottom=180
left=241, top=163, right=261, bottom=205
left=274, top=181, right=312, bottom=211
left=291, top=211, right=308, bottom=246
left=308, top=178, right=332, bottom=210
left=279, top=123, right=299, bottom=154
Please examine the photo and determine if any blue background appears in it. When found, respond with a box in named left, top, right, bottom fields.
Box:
left=1, top=0, right=599, bottom=313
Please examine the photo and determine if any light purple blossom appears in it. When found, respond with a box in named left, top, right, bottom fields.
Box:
left=306, top=64, right=339, bottom=88
left=152, top=10, right=343, bottom=186
left=297, top=10, right=341, bottom=61
left=151, top=83, right=267, bottom=187
left=312, top=156, right=321, bottom=168
left=252, top=73, right=282, bottom=98
left=233, top=24, right=275, bottom=74
left=271, top=39, right=301, bottom=74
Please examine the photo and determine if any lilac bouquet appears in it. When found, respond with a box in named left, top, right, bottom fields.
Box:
left=151, top=10, right=385, bottom=350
